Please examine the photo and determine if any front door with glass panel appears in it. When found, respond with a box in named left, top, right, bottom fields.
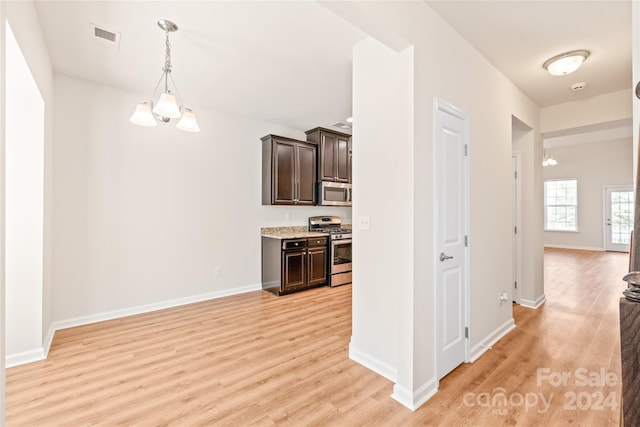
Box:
left=605, top=186, right=634, bottom=252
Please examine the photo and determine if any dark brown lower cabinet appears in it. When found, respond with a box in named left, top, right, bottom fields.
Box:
left=262, top=236, right=328, bottom=296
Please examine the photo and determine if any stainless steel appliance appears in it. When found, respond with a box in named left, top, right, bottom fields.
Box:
left=309, top=216, right=352, bottom=287
left=317, top=181, right=352, bottom=207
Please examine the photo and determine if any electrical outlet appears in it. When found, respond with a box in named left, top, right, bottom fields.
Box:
left=215, top=267, right=222, bottom=278
left=359, top=216, right=371, bottom=231
left=499, top=291, right=509, bottom=302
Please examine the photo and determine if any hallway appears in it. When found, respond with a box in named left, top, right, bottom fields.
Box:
left=425, top=247, right=627, bottom=426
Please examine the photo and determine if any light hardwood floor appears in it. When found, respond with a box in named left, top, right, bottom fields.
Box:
left=6, top=248, right=628, bottom=426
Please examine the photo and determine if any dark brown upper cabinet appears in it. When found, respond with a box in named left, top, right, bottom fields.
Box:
left=305, top=127, right=351, bottom=183
left=262, top=134, right=317, bottom=205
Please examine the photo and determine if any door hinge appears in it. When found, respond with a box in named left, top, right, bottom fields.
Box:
left=514, top=281, right=517, bottom=289
left=464, top=235, right=468, bottom=247
left=464, top=145, right=468, bottom=156
left=514, top=170, right=518, bottom=179
left=514, top=226, right=517, bottom=234
left=465, top=326, right=469, bottom=339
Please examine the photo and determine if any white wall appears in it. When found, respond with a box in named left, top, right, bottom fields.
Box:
left=5, top=21, right=44, bottom=362
left=343, top=1, right=541, bottom=410
left=634, top=1, right=640, bottom=181
left=4, top=0, right=54, bottom=366
left=541, top=89, right=632, bottom=135
left=543, top=139, right=633, bottom=250
left=52, top=74, right=351, bottom=323
left=350, top=37, right=413, bottom=384
left=0, top=0, right=5, bottom=420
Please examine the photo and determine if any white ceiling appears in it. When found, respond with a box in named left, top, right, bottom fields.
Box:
left=34, top=1, right=633, bottom=131
left=34, top=1, right=367, bottom=132
left=427, top=0, right=632, bottom=108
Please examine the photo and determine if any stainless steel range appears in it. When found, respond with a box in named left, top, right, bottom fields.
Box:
left=309, top=216, right=352, bottom=287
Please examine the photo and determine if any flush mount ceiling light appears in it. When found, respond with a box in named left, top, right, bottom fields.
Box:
left=130, top=19, right=200, bottom=132
left=543, top=50, right=590, bottom=76
left=542, top=152, right=558, bottom=167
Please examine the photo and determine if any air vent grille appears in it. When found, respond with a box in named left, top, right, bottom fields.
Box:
left=332, top=122, right=352, bottom=130
left=90, top=23, right=121, bottom=51
left=94, top=27, right=116, bottom=42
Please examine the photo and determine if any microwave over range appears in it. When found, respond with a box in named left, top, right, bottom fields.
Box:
left=317, top=181, right=352, bottom=207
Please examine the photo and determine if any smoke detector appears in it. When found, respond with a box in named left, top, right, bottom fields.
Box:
left=90, top=23, right=121, bottom=51
left=571, top=81, right=587, bottom=91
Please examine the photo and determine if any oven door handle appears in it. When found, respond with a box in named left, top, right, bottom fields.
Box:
left=332, top=239, right=352, bottom=246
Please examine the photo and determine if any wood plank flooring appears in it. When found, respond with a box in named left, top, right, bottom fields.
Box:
left=5, top=248, right=629, bottom=426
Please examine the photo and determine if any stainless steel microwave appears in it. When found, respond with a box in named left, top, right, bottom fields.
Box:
left=318, top=181, right=352, bottom=206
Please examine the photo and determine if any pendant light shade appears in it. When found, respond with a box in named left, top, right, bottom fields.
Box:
left=152, top=92, right=181, bottom=119
left=130, top=20, right=200, bottom=132
left=542, top=152, right=558, bottom=167
left=176, top=108, right=200, bottom=132
left=129, top=101, right=157, bottom=127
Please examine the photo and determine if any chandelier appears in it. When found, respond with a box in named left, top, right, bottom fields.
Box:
left=542, top=151, right=558, bottom=167
left=130, top=20, right=200, bottom=132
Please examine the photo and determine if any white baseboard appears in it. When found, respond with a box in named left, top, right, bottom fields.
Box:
left=391, top=377, right=438, bottom=411
left=348, top=342, right=397, bottom=382
left=6, top=348, right=46, bottom=368
left=7, top=283, right=261, bottom=368
left=470, top=318, right=516, bottom=363
left=43, top=322, right=56, bottom=356
left=544, top=244, right=604, bottom=252
left=52, top=284, right=261, bottom=331
left=520, top=294, right=546, bottom=309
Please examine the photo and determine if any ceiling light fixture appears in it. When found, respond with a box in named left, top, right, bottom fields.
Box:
left=542, top=152, right=558, bottom=167
left=130, top=19, right=200, bottom=132
left=543, top=50, right=590, bottom=76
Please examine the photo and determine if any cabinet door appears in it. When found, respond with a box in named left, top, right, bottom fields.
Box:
left=336, top=135, right=350, bottom=183
left=320, top=134, right=337, bottom=181
left=283, top=250, right=306, bottom=291
left=307, top=246, right=327, bottom=287
left=273, top=141, right=296, bottom=204
left=296, top=144, right=316, bottom=205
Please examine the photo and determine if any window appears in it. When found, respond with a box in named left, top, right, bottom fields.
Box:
left=544, top=179, right=578, bottom=231
left=610, top=190, right=634, bottom=244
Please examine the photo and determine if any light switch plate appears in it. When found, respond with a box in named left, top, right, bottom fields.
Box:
left=359, top=216, right=371, bottom=231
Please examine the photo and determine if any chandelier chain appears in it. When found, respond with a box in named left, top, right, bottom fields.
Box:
left=164, top=30, right=172, bottom=74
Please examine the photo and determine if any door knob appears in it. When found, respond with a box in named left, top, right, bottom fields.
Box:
left=440, top=252, right=453, bottom=262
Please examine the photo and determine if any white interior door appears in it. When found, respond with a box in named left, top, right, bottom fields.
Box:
left=435, top=100, right=469, bottom=380
left=604, top=186, right=634, bottom=252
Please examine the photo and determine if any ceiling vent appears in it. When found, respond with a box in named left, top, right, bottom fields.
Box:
left=90, top=23, right=121, bottom=51
left=332, top=122, right=352, bottom=130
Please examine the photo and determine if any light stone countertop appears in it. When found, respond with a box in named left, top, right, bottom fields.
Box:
left=260, top=226, right=328, bottom=240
